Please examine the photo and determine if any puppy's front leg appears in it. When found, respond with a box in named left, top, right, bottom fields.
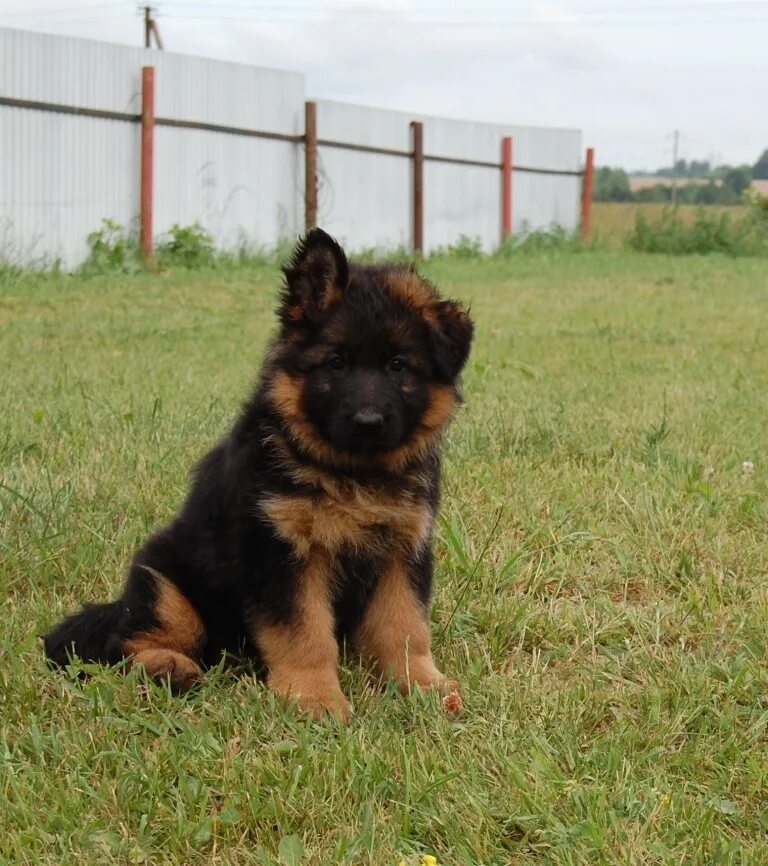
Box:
left=253, top=553, right=351, bottom=722
left=356, top=553, right=458, bottom=697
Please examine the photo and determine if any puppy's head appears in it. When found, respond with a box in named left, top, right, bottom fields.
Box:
left=269, top=229, right=473, bottom=470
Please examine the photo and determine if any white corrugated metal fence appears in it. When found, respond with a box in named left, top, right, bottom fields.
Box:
left=1, top=27, right=583, bottom=268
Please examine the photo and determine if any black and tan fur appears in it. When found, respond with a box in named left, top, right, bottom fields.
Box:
left=44, top=229, right=474, bottom=721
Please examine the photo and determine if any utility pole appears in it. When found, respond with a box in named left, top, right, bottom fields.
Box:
left=143, top=6, right=163, bottom=50
left=671, top=128, right=679, bottom=207
left=144, top=6, right=151, bottom=48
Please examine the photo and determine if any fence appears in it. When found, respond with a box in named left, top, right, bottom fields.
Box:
left=0, top=28, right=593, bottom=268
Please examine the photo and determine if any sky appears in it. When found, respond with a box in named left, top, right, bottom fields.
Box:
left=2, top=0, right=766, bottom=171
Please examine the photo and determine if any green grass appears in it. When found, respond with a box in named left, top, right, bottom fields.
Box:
left=2, top=250, right=768, bottom=865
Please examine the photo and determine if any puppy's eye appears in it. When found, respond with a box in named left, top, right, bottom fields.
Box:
left=388, top=357, right=406, bottom=373
left=327, top=354, right=346, bottom=371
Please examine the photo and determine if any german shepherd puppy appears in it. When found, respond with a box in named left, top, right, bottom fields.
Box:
left=44, top=229, right=473, bottom=721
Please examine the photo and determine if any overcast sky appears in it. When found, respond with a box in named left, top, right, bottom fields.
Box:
left=3, top=0, right=766, bottom=171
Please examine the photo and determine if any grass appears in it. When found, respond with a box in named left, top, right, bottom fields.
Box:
left=2, top=250, right=768, bottom=865
left=592, top=202, right=749, bottom=248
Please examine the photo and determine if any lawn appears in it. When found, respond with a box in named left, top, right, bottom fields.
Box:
left=2, top=250, right=767, bottom=865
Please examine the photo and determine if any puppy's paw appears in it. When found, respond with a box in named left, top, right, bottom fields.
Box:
left=269, top=672, right=352, bottom=724
left=435, top=675, right=460, bottom=696
left=398, top=658, right=459, bottom=695
left=405, top=667, right=462, bottom=715
left=132, top=648, right=204, bottom=694
left=296, top=690, right=353, bottom=724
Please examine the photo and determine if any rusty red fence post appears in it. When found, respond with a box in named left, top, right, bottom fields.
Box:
left=581, top=146, right=595, bottom=242
left=304, top=101, right=318, bottom=231
left=410, top=120, right=424, bottom=255
left=502, top=135, right=513, bottom=241
left=140, top=66, right=155, bottom=258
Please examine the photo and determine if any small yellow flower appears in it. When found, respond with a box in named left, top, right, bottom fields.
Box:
left=421, top=856, right=438, bottom=866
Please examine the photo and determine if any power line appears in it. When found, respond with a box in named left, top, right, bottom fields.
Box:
left=5, top=0, right=766, bottom=27
left=155, top=11, right=768, bottom=26
left=2, top=1, right=126, bottom=18
left=155, top=0, right=768, bottom=8
left=149, top=0, right=768, bottom=25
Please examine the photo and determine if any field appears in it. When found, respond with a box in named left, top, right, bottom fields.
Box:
left=591, top=202, right=748, bottom=248
left=2, top=249, right=768, bottom=865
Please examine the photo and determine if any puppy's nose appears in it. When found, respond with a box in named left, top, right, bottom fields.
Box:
left=353, top=409, right=384, bottom=433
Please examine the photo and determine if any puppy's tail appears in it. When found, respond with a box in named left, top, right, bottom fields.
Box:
left=43, top=601, right=124, bottom=668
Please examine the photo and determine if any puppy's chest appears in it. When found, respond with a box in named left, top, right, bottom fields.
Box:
left=260, top=484, right=433, bottom=559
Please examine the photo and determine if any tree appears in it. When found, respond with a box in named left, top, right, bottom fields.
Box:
left=722, top=167, right=752, bottom=200
left=594, top=167, right=632, bottom=202
left=635, top=184, right=671, bottom=203
left=688, top=160, right=711, bottom=178
left=753, top=149, right=768, bottom=180
left=694, top=182, right=720, bottom=205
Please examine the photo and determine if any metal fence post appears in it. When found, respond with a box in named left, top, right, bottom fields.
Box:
left=410, top=120, right=424, bottom=255
left=304, top=101, right=318, bottom=231
left=140, top=66, right=155, bottom=258
left=581, top=146, right=595, bottom=242
left=502, top=135, right=513, bottom=241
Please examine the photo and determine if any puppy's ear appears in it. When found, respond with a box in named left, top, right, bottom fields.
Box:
left=427, top=300, right=474, bottom=381
left=280, top=228, right=349, bottom=324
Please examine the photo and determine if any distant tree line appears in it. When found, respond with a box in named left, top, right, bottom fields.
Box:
left=595, top=149, right=768, bottom=205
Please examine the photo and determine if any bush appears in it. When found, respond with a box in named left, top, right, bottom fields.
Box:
left=594, top=166, right=632, bottom=202
left=633, top=179, right=750, bottom=206
left=156, top=222, right=215, bottom=269
left=80, top=219, right=141, bottom=276
left=628, top=200, right=768, bottom=256
left=351, top=244, right=415, bottom=265
left=744, top=188, right=768, bottom=225
left=634, top=184, right=673, bottom=204
left=497, top=225, right=586, bottom=256
left=432, top=234, right=485, bottom=259
left=79, top=220, right=232, bottom=275
left=424, top=226, right=587, bottom=261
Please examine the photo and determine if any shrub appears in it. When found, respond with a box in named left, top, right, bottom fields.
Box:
left=744, top=188, right=768, bottom=226
left=628, top=204, right=768, bottom=256
left=434, top=234, right=485, bottom=259
left=351, top=244, right=415, bottom=265
left=79, top=219, right=141, bottom=276
left=594, top=166, right=632, bottom=202
left=496, top=225, right=586, bottom=256
left=155, top=222, right=215, bottom=269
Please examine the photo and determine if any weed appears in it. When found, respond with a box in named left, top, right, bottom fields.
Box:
left=497, top=224, right=587, bottom=256
left=155, top=222, right=215, bottom=269
left=79, top=218, right=142, bottom=276
left=628, top=200, right=768, bottom=256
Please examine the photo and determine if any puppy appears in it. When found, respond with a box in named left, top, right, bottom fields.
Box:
left=44, top=228, right=474, bottom=721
